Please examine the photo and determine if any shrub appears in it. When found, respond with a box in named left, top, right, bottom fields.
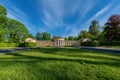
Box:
left=18, top=42, right=36, bottom=47
left=81, top=41, right=99, bottom=47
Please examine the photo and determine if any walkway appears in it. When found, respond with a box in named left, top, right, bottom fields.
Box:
left=79, top=46, right=120, bottom=54
left=0, top=48, right=31, bottom=54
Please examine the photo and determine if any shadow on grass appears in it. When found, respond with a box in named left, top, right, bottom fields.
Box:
left=3, top=51, right=120, bottom=67
left=31, top=48, right=120, bottom=56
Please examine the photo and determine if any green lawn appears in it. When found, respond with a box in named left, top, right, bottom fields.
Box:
left=0, top=47, right=120, bottom=80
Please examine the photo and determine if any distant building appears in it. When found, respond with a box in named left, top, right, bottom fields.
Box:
left=82, top=38, right=92, bottom=42
left=25, top=38, right=36, bottom=43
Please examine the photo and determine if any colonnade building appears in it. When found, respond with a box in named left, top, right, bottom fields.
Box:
left=25, top=37, right=80, bottom=47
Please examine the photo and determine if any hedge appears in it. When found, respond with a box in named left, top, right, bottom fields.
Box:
left=0, top=42, right=36, bottom=47
left=81, top=41, right=100, bottom=47
left=100, top=41, right=120, bottom=46
left=18, top=42, right=36, bottom=47
left=0, top=43, right=19, bottom=47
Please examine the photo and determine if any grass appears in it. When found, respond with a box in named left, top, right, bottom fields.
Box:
left=0, top=47, right=120, bottom=80
left=0, top=47, right=17, bottom=50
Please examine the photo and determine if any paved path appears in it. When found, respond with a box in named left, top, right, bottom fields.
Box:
left=79, top=46, right=120, bottom=54
left=0, top=48, right=31, bottom=54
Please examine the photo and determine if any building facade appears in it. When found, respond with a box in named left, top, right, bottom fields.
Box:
left=25, top=37, right=80, bottom=47
left=36, top=37, right=80, bottom=47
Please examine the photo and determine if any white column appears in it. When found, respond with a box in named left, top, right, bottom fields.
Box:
left=57, top=40, right=58, bottom=46
left=60, top=40, right=62, bottom=46
left=59, top=40, right=60, bottom=46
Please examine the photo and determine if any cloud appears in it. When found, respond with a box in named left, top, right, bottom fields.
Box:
left=79, top=4, right=112, bottom=30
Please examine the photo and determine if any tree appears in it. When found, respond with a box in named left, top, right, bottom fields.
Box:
left=36, top=32, right=51, bottom=40
left=36, top=32, right=42, bottom=40
left=89, top=20, right=100, bottom=39
left=0, top=5, right=7, bottom=15
left=78, top=30, right=94, bottom=40
left=8, top=19, right=28, bottom=42
left=0, top=5, right=29, bottom=43
left=104, top=14, right=120, bottom=41
left=0, top=5, right=8, bottom=42
left=42, top=32, right=51, bottom=40
left=68, top=36, right=74, bottom=40
left=28, top=33, right=34, bottom=38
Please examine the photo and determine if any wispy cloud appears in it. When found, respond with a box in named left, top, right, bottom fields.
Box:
left=37, top=0, right=98, bottom=36
left=80, top=4, right=112, bottom=30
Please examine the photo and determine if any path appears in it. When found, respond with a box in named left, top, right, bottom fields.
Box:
left=79, top=46, right=120, bottom=54
left=0, top=48, right=31, bottom=53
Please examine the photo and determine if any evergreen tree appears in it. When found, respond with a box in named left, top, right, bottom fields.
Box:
left=89, top=20, right=100, bottom=39
left=42, top=32, right=51, bottom=40
left=36, top=32, right=42, bottom=40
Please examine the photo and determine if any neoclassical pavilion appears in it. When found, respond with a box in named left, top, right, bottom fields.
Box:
left=54, top=37, right=65, bottom=47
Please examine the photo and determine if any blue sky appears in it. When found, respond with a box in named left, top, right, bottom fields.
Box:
left=0, top=0, right=120, bottom=37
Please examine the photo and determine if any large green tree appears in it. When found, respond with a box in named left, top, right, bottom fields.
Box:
left=0, top=5, right=29, bottom=43
left=78, top=30, right=94, bottom=40
left=104, top=14, right=120, bottom=41
left=8, top=19, right=28, bottom=42
left=0, top=5, right=8, bottom=42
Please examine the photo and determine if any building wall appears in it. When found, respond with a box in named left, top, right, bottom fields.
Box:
left=65, top=41, right=80, bottom=47
left=36, top=41, right=54, bottom=47
left=36, top=40, right=80, bottom=47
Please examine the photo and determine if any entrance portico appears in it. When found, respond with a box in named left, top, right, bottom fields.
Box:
left=54, top=37, right=65, bottom=47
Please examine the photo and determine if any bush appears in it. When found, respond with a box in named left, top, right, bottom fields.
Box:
left=81, top=41, right=99, bottom=47
left=0, top=43, right=19, bottom=47
left=100, top=41, right=120, bottom=46
left=18, top=42, right=36, bottom=47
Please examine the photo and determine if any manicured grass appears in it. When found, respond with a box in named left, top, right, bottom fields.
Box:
left=0, top=47, right=16, bottom=50
left=0, top=47, right=120, bottom=80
